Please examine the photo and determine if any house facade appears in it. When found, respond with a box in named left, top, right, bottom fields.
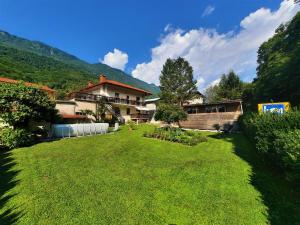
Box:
left=56, top=75, right=152, bottom=123
left=180, top=100, right=243, bottom=130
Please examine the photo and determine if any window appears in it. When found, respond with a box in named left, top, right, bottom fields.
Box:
left=218, top=106, right=226, bottom=112
left=126, top=95, right=130, bottom=104
left=115, top=93, right=120, bottom=98
left=114, top=107, right=120, bottom=115
left=127, top=108, right=130, bottom=115
left=136, top=96, right=140, bottom=101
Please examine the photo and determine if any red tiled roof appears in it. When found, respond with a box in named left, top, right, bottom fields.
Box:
left=76, top=75, right=152, bottom=96
left=0, top=76, right=55, bottom=93
left=60, top=114, right=87, bottom=119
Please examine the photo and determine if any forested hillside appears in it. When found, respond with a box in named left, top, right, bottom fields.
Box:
left=0, top=30, right=159, bottom=97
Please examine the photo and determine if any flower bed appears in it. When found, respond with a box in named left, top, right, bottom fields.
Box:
left=143, top=127, right=207, bottom=146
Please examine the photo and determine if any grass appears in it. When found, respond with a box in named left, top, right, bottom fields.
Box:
left=0, top=124, right=299, bottom=224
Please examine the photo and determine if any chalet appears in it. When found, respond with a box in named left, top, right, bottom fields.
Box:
left=145, top=94, right=243, bottom=131
left=56, top=75, right=152, bottom=123
left=180, top=100, right=243, bottom=130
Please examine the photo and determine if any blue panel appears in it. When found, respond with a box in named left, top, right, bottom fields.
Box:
left=262, top=104, right=285, bottom=114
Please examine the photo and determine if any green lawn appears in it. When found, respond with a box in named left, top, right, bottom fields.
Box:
left=1, top=125, right=299, bottom=225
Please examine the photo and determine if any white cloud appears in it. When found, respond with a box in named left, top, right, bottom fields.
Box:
left=202, top=5, right=215, bottom=17
left=101, top=48, right=128, bottom=71
left=132, top=0, right=300, bottom=90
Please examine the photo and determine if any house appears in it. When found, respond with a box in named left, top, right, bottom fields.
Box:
left=56, top=75, right=152, bottom=123
left=145, top=98, right=160, bottom=123
left=180, top=100, right=243, bottom=130
left=0, top=76, right=56, bottom=98
left=184, top=91, right=205, bottom=105
left=144, top=95, right=243, bottom=130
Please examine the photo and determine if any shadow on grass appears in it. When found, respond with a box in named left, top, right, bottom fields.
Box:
left=0, top=150, right=23, bottom=225
left=209, top=133, right=300, bottom=225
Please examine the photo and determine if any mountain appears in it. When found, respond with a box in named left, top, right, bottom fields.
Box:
left=0, top=30, right=159, bottom=97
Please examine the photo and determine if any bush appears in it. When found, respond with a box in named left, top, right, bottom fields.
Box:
left=274, top=130, right=300, bottom=182
left=127, top=120, right=136, bottom=131
left=143, top=127, right=207, bottom=146
left=239, top=110, right=300, bottom=182
left=0, top=127, right=33, bottom=149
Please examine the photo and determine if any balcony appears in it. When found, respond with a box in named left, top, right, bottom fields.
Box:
left=130, top=113, right=150, bottom=120
left=68, top=92, right=146, bottom=106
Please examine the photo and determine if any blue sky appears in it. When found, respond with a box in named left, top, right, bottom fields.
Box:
left=0, top=0, right=299, bottom=89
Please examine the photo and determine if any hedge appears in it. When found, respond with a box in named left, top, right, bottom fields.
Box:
left=239, top=110, right=300, bottom=183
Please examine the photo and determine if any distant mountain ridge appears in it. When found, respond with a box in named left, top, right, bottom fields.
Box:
left=0, top=30, right=159, bottom=97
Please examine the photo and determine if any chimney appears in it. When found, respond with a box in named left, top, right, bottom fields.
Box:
left=87, top=81, right=94, bottom=87
left=99, top=74, right=106, bottom=83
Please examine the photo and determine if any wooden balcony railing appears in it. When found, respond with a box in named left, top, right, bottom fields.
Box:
left=130, top=113, right=150, bottom=120
left=68, top=92, right=146, bottom=106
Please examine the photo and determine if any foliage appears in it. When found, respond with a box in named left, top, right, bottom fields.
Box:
left=0, top=30, right=160, bottom=97
left=126, top=120, right=136, bottom=131
left=253, top=12, right=300, bottom=107
left=159, top=57, right=197, bottom=106
left=239, top=110, right=300, bottom=182
left=204, top=70, right=245, bottom=103
left=204, top=85, right=222, bottom=103
left=95, top=98, right=110, bottom=122
left=143, top=127, right=207, bottom=146
left=0, top=83, right=58, bottom=128
left=154, top=103, right=187, bottom=125
left=80, top=98, right=110, bottom=122
left=0, top=127, right=33, bottom=149
left=274, top=130, right=300, bottom=182
left=218, top=71, right=243, bottom=100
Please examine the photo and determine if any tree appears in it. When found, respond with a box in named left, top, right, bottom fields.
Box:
left=154, top=103, right=187, bottom=125
left=95, top=98, right=110, bottom=122
left=155, top=57, right=197, bottom=125
left=218, top=70, right=243, bottom=100
left=254, top=12, right=300, bottom=107
left=80, top=98, right=109, bottom=122
left=204, top=85, right=222, bottom=103
left=204, top=70, right=244, bottom=103
left=159, top=57, right=197, bottom=106
left=0, top=83, right=58, bottom=128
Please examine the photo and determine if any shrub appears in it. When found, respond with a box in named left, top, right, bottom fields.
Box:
left=0, top=83, right=58, bottom=128
left=0, top=127, right=33, bottom=149
left=274, top=130, right=300, bottom=182
left=239, top=110, right=300, bottom=182
left=143, top=127, right=207, bottom=146
left=127, top=120, right=136, bottom=131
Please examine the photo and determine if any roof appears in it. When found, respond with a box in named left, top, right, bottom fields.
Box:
left=135, top=106, right=151, bottom=111
left=60, top=114, right=87, bottom=119
left=184, top=99, right=242, bottom=107
left=56, top=100, right=76, bottom=105
left=76, top=76, right=152, bottom=96
left=145, top=98, right=160, bottom=102
left=0, top=76, right=55, bottom=93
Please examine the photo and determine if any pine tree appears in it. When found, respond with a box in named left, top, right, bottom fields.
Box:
left=159, top=57, right=197, bottom=106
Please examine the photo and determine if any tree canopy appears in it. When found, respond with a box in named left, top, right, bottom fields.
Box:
left=154, top=103, right=187, bottom=125
left=204, top=70, right=244, bottom=103
left=156, top=57, right=197, bottom=125
left=159, top=57, right=197, bottom=106
left=254, top=12, right=300, bottom=107
left=0, top=83, right=58, bottom=128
